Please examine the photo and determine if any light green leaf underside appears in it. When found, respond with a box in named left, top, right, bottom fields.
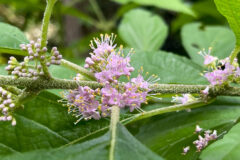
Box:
left=130, top=50, right=207, bottom=84
left=113, top=0, right=194, bottom=16
left=127, top=97, right=240, bottom=160
left=0, top=22, right=28, bottom=55
left=118, top=9, right=168, bottom=51
left=181, top=23, right=235, bottom=65
left=214, top=0, right=240, bottom=45
left=1, top=124, right=163, bottom=160
left=201, top=120, right=240, bottom=160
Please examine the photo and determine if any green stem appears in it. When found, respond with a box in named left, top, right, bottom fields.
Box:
left=61, top=59, right=96, bottom=81
left=121, top=98, right=215, bottom=124
left=40, top=0, right=57, bottom=78
left=0, top=75, right=101, bottom=90
left=40, top=60, right=52, bottom=79
left=0, top=48, right=27, bottom=56
left=1, top=75, right=240, bottom=96
left=15, top=89, right=40, bottom=106
left=109, top=105, right=120, bottom=160
left=1, top=85, right=22, bottom=95
left=230, top=46, right=240, bottom=64
left=41, top=0, right=57, bottom=48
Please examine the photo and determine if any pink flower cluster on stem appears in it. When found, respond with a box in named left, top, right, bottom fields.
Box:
left=200, top=48, right=240, bottom=86
left=65, top=34, right=150, bottom=123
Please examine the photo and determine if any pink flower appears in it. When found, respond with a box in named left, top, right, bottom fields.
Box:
left=202, top=86, right=209, bottom=95
left=90, top=34, right=116, bottom=56
left=172, top=94, right=193, bottom=104
left=198, top=48, right=217, bottom=66
left=182, top=146, right=190, bottom=155
left=66, top=86, right=102, bottom=122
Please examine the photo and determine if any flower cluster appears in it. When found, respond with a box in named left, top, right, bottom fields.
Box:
left=5, top=39, right=62, bottom=79
left=182, top=125, right=218, bottom=155
left=84, top=34, right=116, bottom=71
left=65, top=34, right=152, bottom=123
left=0, top=87, right=16, bottom=126
left=85, top=34, right=134, bottom=84
left=66, top=86, right=104, bottom=123
left=200, top=48, right=240, bottom=86
left=193, top=129, right=217, bottom=152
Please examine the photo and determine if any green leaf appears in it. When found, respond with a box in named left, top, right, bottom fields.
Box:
left=127, top=97, right=240, bottom=160
left=0, top=91, right=109, bottom=156
left=1, top=124, right=163, bottom=160
left=118, top=9, right=168, bottom=51
left=214, top=0, right=240, bottom=45
left=113, top=0, right=194, bottom=16
left=0, top=22, right=28, bottom=56
left=181, top=23, right=235, bottom=65
left=130, top=50, right=207, bottom=84
left=201, top=122, right=240, bottom=160
left=171, top=0, right=225, bottom=32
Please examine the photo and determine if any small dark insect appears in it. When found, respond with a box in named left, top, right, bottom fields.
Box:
left=217, top=63, right=225, bottom=70
left=191, top=43, right=200, bottom=49
left=220, top=64, right=226, bottom=70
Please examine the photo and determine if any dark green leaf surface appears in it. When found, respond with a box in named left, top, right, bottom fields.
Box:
left=130, top=50, right=207, bottom=84
left=0, top=91, right=109, bottom=157
left=127, top=97, right=240, bottom=160
left=1, top=124, right=163, bottom=160
left=0, top=22, right=28, bottom=56
left=119, top=9, right=168, bottom=51
left=113, top=0, right=194, bottom=15
left=214, top=0, right=240, bottom=45
left=201, top=121, right=240, bottom=160
left=181, top=23, right=235, bottom=65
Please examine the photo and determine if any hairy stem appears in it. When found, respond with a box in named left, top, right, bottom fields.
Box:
left=1, top=75, right=240, bottom=96
left=230, top=46, right=240, bottom=64
left=16, top=89, right=40, bottom=106
left=109, top=105, right=120, bottom=160
left=61, top=59, right=96, bottom=81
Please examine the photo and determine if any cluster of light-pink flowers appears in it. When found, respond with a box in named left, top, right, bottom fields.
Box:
left=65, top=34, right=150, bottom=122
left=200, top=48, right=240, bottom=86
left=182, top=125, right=218, bottom=155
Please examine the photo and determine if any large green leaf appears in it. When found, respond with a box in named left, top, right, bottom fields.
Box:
left=0, top=23, right=28, bottom=56
left=113, top=0, right=194, bottom=16
left=181, top=23, right=235, bottom=65
left=118, top=9, right=168, bottom=51
left=127, top=97, right=240, bottom=160
left=1, top=123, right=163, bottom=160
left=0, top=91, right=110, bottom=157
left=172, top=0, right=225, bottom=32
left=214, top=0, right=240, bottom=45
left=201, top=121, right=240, bottom=160
left=130, top=50, right=207, bottom=84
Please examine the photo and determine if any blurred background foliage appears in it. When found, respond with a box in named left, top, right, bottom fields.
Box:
left=0, top=0, right=228, bottom=64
